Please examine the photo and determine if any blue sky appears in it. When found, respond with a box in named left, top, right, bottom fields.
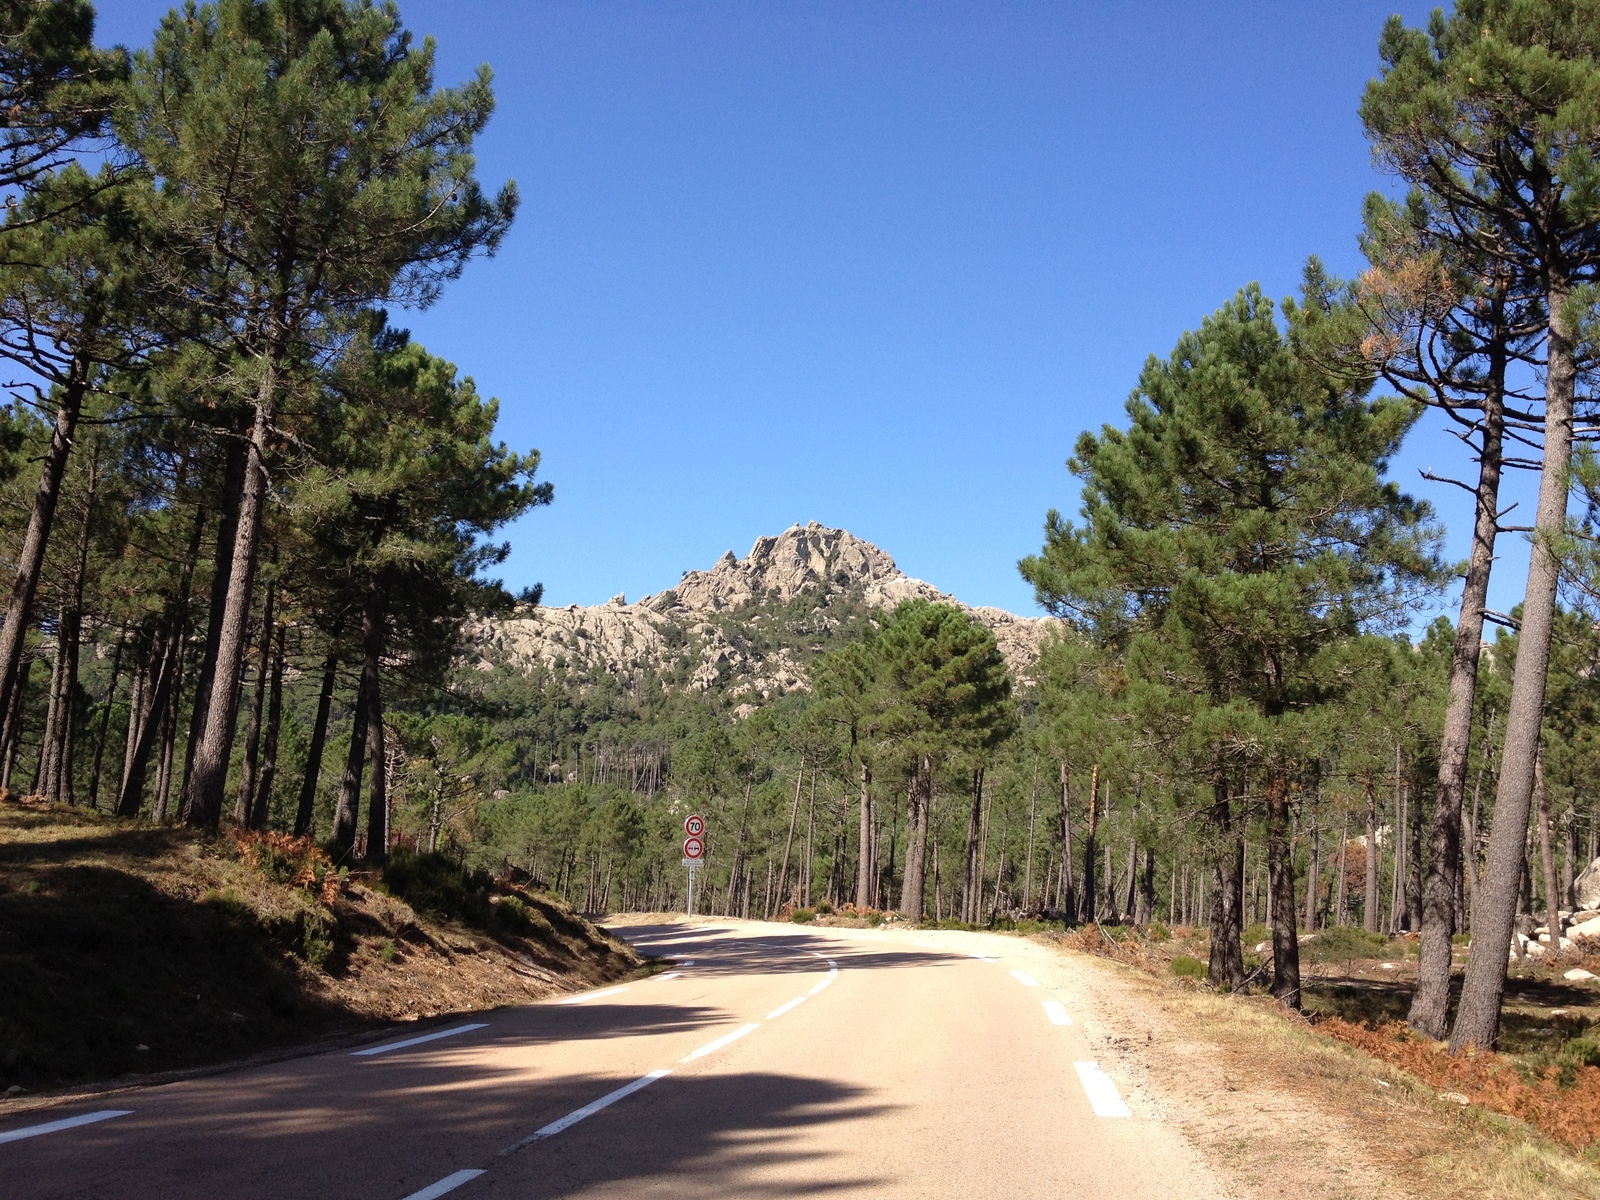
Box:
left=102, top=1, right=1527, bottom=621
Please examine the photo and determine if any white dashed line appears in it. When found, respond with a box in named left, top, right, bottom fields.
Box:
left=502, top=1069, right=672, bottom=1153
left=654, top=972, right=682, bottom=982
left=351, top=1023, right=488, bottom=1057
left=1010, top=971, right=1040, bottom=987
left=767, top=996, right=808, bottom=1019
left=680, top=1023, right=760, bottom=1062
left=557, top=986, right=628, bottom=1005
left=0, top=1109, right=132, bottom=1146
left=1074, top=1061, right=1132, bottom=1117
left=1042, top=1000, right=1072, bottom=1025
left=401, top=1168, right=486, bottom=1199
left=969, top=954, right=997, bottom=962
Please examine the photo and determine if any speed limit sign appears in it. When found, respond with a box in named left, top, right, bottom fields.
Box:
left=684, top=814, right=705, bottom=837
left=683, top=835, right=705, bottom=860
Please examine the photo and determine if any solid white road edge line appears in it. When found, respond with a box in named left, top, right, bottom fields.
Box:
left=1010, top=970, right=1041, bottom=987
left=1073, top=1061, right=1132, bottom=1117
left=767, top=996, right=808, bottom=1019
left=352, top=1023, right=489, bottom=1057
left=807, top=978, right=832, bottom=996
left=502, top=1069, right=673, bottom=1154
left=654, top=972, right=682, bottom=982
left=1042, top=1000, right=1072, bottom=1025
left=680, top=1023, right=760, bottom=1061
left=557, top=986, right=628, bottom=1005
left=0, top=1109, right=132, bottom=1146
left=400, top=1168, right=486, bottom=1199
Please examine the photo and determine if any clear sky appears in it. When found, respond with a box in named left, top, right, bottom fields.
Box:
left=101, top=1, right=1528, bottom=622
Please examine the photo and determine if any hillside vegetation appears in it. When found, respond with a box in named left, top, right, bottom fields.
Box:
left=0, top=799, right=639, bottom=1094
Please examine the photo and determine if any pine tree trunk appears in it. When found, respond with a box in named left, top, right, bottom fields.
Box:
left=1081, top=763, right=1100, bottom=923
left=1409, top=362, right=1505, bottom=1035
left=293, top=640, right=340, bottom=838
left=1365, top=778, right=1380, bottom=932
left=250, top=622, right=286, bottom=830
left=86, top=631, right=123, bottom=808
left=962, top=765, right=983, bottom=923
left=1536, top=746, right=1561, bottom=953
left=233, top=579, right=276, bottom=827
left=899, top=756, right=931, bottom=920
left=1407, top=770, right=1425, bottom=932
left=1059, top=762, right=1075, bottom=917
left=332, top=668, right=370, bottom=858
left=774, top=754, right=805, bottom=910
left=855, top=760, right=873, bottom=909
left=115, top=626, right=179, bottom=818
left=183, top=385, right=273, bottom=830
left=1267, top=768, right=1301, bottom=1008
left=0, top=352, right=90, bottom=754
left=363, top=584, right=389, bottom=863
left=179, top=445, right=243, bottom=815
left=1451, top=263, right=1577, bottom=1052
left=1304, top=821, right=1320, bottom=933
left=1206, top=768, right=1245, bottom=990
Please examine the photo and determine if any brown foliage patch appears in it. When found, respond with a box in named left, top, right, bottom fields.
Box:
left=1319, top=1018, right=1600, bottom=1151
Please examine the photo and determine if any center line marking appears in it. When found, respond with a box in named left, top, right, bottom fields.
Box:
left=681, top=1023, right=760, bottom=1061
left=351, top=1023, right=488, bottom=1057
left=768, top=996, right=807, bottom=1019
left=1010, top=970, right=1040, bottom=987
left=557, top=985, right=628, bottom=1005
left=503, top=1069, right=672, bottom=1153
left=401, top=1168, right=486, bottom=1199
left=1074, top=1061, right=1132, bottom=1117
left=1043, top=1000, right=1072, bottom=1025
left=0, top=1109, right=132, bottom=1146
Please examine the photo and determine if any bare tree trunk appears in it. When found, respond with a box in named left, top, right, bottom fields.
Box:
left=899, top=756, right=931, bottom=920
left=293, top=640, right=340, bottom=837
left=776, top=754, right=805, bottom=909
left=1407, top=770, right=1425, bottom=932
left=0, top=352, right=90, bottom=753
left=1535, top=745, right=1561, bottom=952
left=332, top=668, right=370, bottom=858
left=233, top=578, right=276, bottom=827
left=1267, top=767, right=1301, bottom=1008
left=1206, top=767, right=1245, bottom=991
left=1304, top=820, right=1320, bottom=934
left=1081, top=763, right=1100, bottom=923
left=363, top=585, right=388, bottom=864
left=1023, top=759, right=1038, bottom=908
left=1452, top=263, right=1576, bottom=1052
left=855, top=760, right=873, bottom=909
left=86, top=630, right=123, bottom=808
left=1364, top=777, right=1380, bottom=932
left=962, top=765, right=983, bottom=923
left=183, top=383, right=273, bottom=830
left=1059, top=761, right=1076, bottom=918
left=250, top=622, right=286, bottom=830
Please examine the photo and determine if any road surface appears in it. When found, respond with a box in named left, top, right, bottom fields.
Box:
left=0, top=921, right=1227, bottom=1198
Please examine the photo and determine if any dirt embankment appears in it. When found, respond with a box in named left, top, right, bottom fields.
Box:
left=0, top=800, right=640, bottom=1098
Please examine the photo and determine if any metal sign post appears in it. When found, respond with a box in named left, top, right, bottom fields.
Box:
left=683, top=815, right=706, bottom=916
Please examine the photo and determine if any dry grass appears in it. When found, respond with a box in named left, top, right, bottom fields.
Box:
left=1041, top=929, right=1600, bottom=1198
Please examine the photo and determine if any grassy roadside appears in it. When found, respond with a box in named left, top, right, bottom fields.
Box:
left=1040, top=927, right=1600, bottom=1199
left=0, top=799, right=639, bottom=1097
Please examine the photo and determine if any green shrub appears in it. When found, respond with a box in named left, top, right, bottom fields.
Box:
left=790, top=908, right=815, bottom=923
left=1169, top=955, right=1207, bottom=979
left=816, top=901, right=834, bottom=915
left=866, top=912, right=884, bottom=926
left=382, top=849, right=496, bottom=926
left=1302, top=925, right=1392, bottom=964
left=1521, top=1035, right=1600, bottom=1088
left=1243, top=923, right=1269, bottom=947
left=1145, top=922, right=1171, bottom=942
left=379, top=939, right=398, bottom=964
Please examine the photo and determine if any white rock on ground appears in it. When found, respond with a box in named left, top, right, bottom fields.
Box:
left=1564, top=968, right=1597, bottom=982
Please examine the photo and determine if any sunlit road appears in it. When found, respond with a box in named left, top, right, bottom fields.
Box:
left=0, top=921, right=1226, bottom=1198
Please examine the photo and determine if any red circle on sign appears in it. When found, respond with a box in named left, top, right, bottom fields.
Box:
left=684, top=815, right=705, bottom=836
left=683, top=836, right=704, bottom=859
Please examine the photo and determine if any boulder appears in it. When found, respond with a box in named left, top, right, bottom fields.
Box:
left=1564, top=968, right=1597, bottom=982
left=1568, top=914, right=1600, bottom=940
left=1574, top=856, right=1600, bottom=910
left=1571, top=910, right=1600, bottom=925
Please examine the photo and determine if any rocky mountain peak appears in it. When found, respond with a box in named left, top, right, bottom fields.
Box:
left=469, top=523, right=1055, bottom=706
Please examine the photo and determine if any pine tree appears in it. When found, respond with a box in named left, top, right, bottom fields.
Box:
left=1022, top=282, right=1442, bottom=1007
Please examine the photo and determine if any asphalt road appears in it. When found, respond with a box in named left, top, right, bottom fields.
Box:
left=0, top=921, right=1227, bottom=1198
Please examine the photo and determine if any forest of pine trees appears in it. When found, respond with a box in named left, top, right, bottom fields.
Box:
left=14, top=0, right=1600, bottom=1057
